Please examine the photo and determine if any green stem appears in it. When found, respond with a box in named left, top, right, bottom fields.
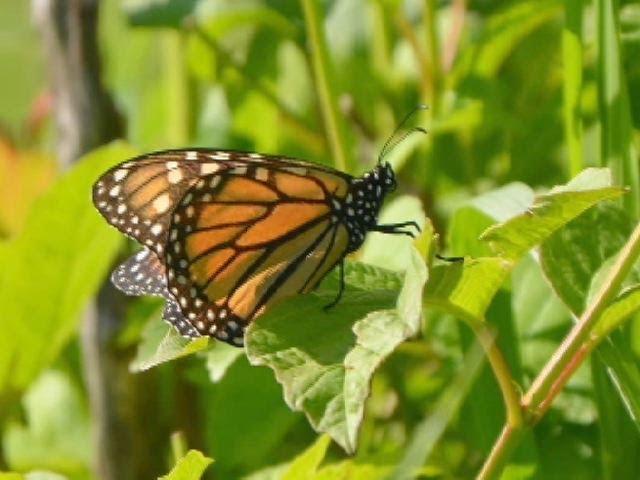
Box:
left=424, top=0, right=442, bottom=114
left=563, top=0, right=584, bottom=178
left=473, top=323, right=523, bottom=428
left=170, top=431, right=188, bottom=463
left=596, top=0, right=640, bottom=218
left=166, top=31, right=190, bottom=145
left=523, top=221, right=640, bottom=413
left=300, top=0, right=350, bottom=171
left=476, top=424, right=526, bottom=480
left=478, top=221, right=640, bottom=478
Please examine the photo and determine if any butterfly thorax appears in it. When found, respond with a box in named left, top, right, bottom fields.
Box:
left=338, top=162, right=397, bottom=252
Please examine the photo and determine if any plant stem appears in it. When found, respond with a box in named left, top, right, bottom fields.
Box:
left=478, top=221, right=640, bottom=478
left=300, top=0, right=350, bottom=171
left=523, top=221, right=640, bottom=413
left=424, top=0, right=442, bottom=114
left=476, top=424, right=526, bottom=480
left=563, top=0, right=584, bottom=178
left=170, top=431, right=188, bottom=462
left=473, top=323, right=523, bottom=428
left=165, top=31, right=191, bottom=145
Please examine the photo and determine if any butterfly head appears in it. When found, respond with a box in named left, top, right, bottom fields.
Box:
left=375, top=162, right=397, bottom=194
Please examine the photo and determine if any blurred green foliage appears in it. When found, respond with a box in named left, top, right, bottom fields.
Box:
left=1, top=0, right=640, bottom=479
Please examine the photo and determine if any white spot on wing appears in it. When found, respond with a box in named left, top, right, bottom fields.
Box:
left=153, top=193, right=171, bottom=214
left=200, top=163, right=219, bottom=175
left=168, top=169, right=183, bottom=184
left=113, top=169, right=128, bottom=181
left=255, top=167, right=269, bottom=181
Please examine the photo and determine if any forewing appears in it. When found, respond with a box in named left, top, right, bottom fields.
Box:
left=165, top=167, right=351, bottom=346
left=92, top=150, right=243, bottom=255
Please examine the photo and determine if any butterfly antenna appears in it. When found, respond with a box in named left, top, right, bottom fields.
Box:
left=378, top=104, right=429, bottom=164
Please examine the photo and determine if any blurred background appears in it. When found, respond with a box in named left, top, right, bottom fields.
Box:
left=0, top=0, right=639, bottom=479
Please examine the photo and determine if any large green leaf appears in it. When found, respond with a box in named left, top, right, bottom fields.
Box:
left=0, top=142, right=135, bottom=405
left=424, top=258, right=512, bottom=323
left=481, top=169, right=625, bottom=260
left=246, top=239, right=429, bottom=453
left=540, top=203, right=632, bottom=314
left=538, top=195, right=640, bottom=433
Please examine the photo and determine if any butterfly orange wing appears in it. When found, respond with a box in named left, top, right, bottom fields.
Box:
left=165, top=165, right=351, bottom=345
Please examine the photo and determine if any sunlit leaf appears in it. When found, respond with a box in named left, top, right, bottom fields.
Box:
left=481, top=169, right=625, bottom=260
left=0, top=142, right=134, bottom=402
left=541, top=202, right=632, bottom=314
left=159, top=450, right=213, bottom=480
left=130, top=316, right=209, bottom=372
left=203, top=342, right=243, bottom=383
left=246, top=239, right=430, bottom=453
left=281, top=435, right=330, bottom=480
left=425, top=257, right=512, bottom=322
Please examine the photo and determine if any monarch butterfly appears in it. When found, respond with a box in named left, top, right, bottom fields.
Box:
left=93, top=144, right=420, bottom=347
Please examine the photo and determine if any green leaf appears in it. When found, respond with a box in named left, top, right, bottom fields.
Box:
left=246, top=242, right=429, bottom=453
left=596, top=0, right=639, bottom=218
left=2, top=371, right=90, bottom=477
left=425, top=257, right=512, bottom=322
left=538, top=198, right=640, bottom=431
left=448, top=183, right=534, bottom=257
left=0, top=142, right=134, bottom=404
left=0, top=473, right=68, bottom=480
left=126, top=0, right=199, bottom=28
left=159, top=450, right=213, bottom=480
left=130, top=315, right=209, bottom=372
left=591, top=352, right=640, bottom=480
left=469, top=183, right=535, bottom=223
left=314, top=460, right=391, bottom=480
left=594, top=285, right=640, bottom=338
left=203, top=342, right=243, bottom=383
left=481, top=168, right=625, bottom=260
left=361, top=195, right=426, bottom=272
left=540, top=202, right=633, bottom=314
left=281, top=435, right=330, bottom=480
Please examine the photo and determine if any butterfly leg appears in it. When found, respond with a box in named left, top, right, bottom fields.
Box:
left=323, top=261, right=345, bottom=311
left=371, top=221, right=421, bottom=238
